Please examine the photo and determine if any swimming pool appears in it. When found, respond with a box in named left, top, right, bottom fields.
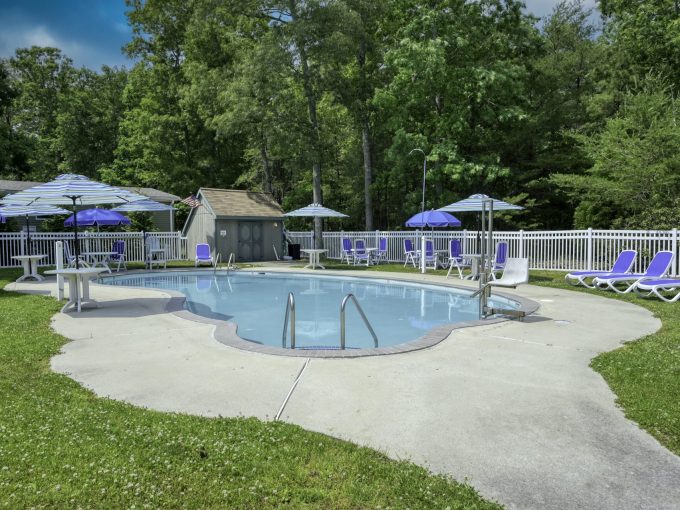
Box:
left=100, top=271, right=520, bottom=351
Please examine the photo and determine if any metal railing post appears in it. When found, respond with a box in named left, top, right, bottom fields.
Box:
left=340, top=293, right=378, bottom=349
left=282, top=292, right=296, bottom=349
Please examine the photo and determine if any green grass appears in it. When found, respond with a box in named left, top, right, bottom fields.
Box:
left=0, top=268, right=500, bottom=509
left=527, top=271, right=680, bottom=456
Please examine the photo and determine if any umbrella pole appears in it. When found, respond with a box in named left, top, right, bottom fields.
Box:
left=25, top=215, right=31, bottom=256
left=70, top=196, right=80, bottom=270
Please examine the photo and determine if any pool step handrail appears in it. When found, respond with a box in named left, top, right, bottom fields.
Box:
left=282, top=292, right=296, bottom=349
left=213, top=252, right=221, bottom=273
left=340, top=293, right=378, bottom=349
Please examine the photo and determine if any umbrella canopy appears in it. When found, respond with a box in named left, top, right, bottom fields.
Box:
left=64, top=209, right=131, bottom=227
left=0, top=174, right=147, bottom=267
left=405, top=210, right=461, bottom=228
left=111, top=199, right=176, bottom=212
left=0, top=173, right=148, bottom=206
left=284, top=203, right=349, bottom=218
left=0, top=205, right=71, bottom=219
left=437, top=193, right=524, bottom=212
left=0, top=205, right=71, bottom=255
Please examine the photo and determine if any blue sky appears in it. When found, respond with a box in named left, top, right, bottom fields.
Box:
left=0, top=0, right=133, bottom=69
left=0, top=0, right=599, bottom=70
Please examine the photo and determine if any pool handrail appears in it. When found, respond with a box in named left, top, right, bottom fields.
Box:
left=282, top=292, right=296, bottom=349
left=340, top=293, right=378, bottom=349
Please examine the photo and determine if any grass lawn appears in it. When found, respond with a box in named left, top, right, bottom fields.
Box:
left=0, top=267, right=500, bottom=509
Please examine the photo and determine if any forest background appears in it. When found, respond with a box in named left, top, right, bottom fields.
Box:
left=1, top=0, right=680, bottom=237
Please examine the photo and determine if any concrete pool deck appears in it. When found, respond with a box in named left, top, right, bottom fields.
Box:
left=6, top=268, right=680, bottom=510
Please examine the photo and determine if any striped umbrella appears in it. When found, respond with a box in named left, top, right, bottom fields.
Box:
left=284, top=203, right=348, bottom=218
left=437, top=194, right=524, bottom=212
left=0, top=174, right=147, bottom=267
left=0, top=205, right=71, bottom=255
left=112, top=199, right=176, bottom=212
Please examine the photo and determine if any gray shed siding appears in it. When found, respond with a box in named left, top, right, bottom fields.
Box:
left=214, top=219, right=283, bottom=262
left=183, top=207, right=216, bottom=259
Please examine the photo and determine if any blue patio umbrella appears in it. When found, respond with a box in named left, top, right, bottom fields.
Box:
left=64, top=208, right=131, bottom=227
left=0, top=174, right=146, bottom=268
left=405, top=210, right=461, bottom=228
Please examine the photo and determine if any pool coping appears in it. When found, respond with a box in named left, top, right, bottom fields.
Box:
left=93, top=268, right=540, bottom=359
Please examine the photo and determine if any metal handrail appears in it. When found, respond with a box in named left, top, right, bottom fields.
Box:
left=340, top=293, right=378, bottom=349
left=282, top=292, right=296, bottom=349
left=213, top=252, right=221, bottom=273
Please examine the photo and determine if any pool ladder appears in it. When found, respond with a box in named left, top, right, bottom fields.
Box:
left=281, top=292, right=378, bottom=350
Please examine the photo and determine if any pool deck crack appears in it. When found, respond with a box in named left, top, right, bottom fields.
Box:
left=274, top=358, right=310, bottom=421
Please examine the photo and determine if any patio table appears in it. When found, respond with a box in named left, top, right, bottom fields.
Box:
left=461, top=253, right=483, bottom=280
left=44, top=268, right=105, bottom=313
left=301, top=249, right=327, bottom=270
left=81, top=251, right=116, bottom=273
left=12, top=254, right=46, bottom=282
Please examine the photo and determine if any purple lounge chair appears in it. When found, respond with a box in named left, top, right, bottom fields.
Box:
left=490, top=241, right=508, bottom=280
left=341, top=238, right=353, bottom=264
left=403, top=239, right=419, bottom=268
left=375, top=237, right=388, bottom=264
left=565, top=250, right=637, bottom=288
left=195, top=243, right=214, bottom=267
left=353, top=239, right=371, bottom=266
left=446, top=239, right=471, bottom=279
left=634, top=278, right=680, bottom=302
left=593, top=250, right=674, bottom=294
left=109, top=240, right=127, bottom=272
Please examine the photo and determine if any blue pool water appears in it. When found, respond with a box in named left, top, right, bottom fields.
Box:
left=100, top=271, right=519, bottom=350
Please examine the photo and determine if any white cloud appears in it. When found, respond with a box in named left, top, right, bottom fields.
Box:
left=0, top=24, right=89, bottom=64
left=523, top=0, right=599, bottom=19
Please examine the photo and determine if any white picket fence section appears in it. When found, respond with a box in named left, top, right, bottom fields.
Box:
left=287, top=229, right=680, bottom=276
left=0, top=231, right=187, bottom=268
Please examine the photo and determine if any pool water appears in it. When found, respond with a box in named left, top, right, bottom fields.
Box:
left=100, top=271, right=519, bottom=350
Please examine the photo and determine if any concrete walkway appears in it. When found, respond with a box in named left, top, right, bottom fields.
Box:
left=7, top=269, right=680, bottom=510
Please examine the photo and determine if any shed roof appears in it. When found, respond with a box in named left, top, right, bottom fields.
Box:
left=0, top=179, right=180, bottom=203
left=199, top=188, right=284, bottom=218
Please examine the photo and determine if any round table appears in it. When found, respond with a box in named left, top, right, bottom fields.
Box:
left=44, top=268, right=105, bottom=313
left=12, top=254, right=46, bottom=282
left=301, top=249, right=328, bottom=270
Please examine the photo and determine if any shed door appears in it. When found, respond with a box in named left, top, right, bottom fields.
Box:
left=238, top=222, right=263, bottom=261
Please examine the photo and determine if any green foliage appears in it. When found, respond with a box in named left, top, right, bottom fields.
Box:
left=2, top=0, right=680, bottom=231
left=552, top=80, right=680, bottom=228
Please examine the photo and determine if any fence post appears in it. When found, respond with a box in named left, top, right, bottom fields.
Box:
left=519, top=229, right=524, bottom=258
left=587, top=228, right=593, bottom=271
left=673, top=228, right=678, bottom=277
left=375, top=230, right=380, bottom=249
left=463, top=229, right=468, bottom=254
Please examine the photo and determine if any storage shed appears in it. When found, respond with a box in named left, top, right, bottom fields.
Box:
left=182, top=188, right=285, bottom=262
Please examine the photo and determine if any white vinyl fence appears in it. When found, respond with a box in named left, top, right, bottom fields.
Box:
left=287, top=229, right=680, bottom=277
left=0, top=231, right=187, bottom=268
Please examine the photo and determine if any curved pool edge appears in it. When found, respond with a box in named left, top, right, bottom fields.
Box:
left=94, top=268, right=540, bottom=359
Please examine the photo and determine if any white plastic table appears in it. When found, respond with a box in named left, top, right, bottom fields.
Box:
left=12, top=254, right=46, bottom=282
left=82, top=251, right=116, bottom=273
left=461, top=253, right=483, bottom=280
left=44, top=268, right=105, bottom=313
left=301, top=249, right=328, bottom=270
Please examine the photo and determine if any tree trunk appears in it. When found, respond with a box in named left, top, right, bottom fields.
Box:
left=260, top=136, right=272, bottom=194
left=289, top=0, right=323, bottom=248
left=362, top=117, right=373, bottom=230
left=358, top=36, right=373, bottom=231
